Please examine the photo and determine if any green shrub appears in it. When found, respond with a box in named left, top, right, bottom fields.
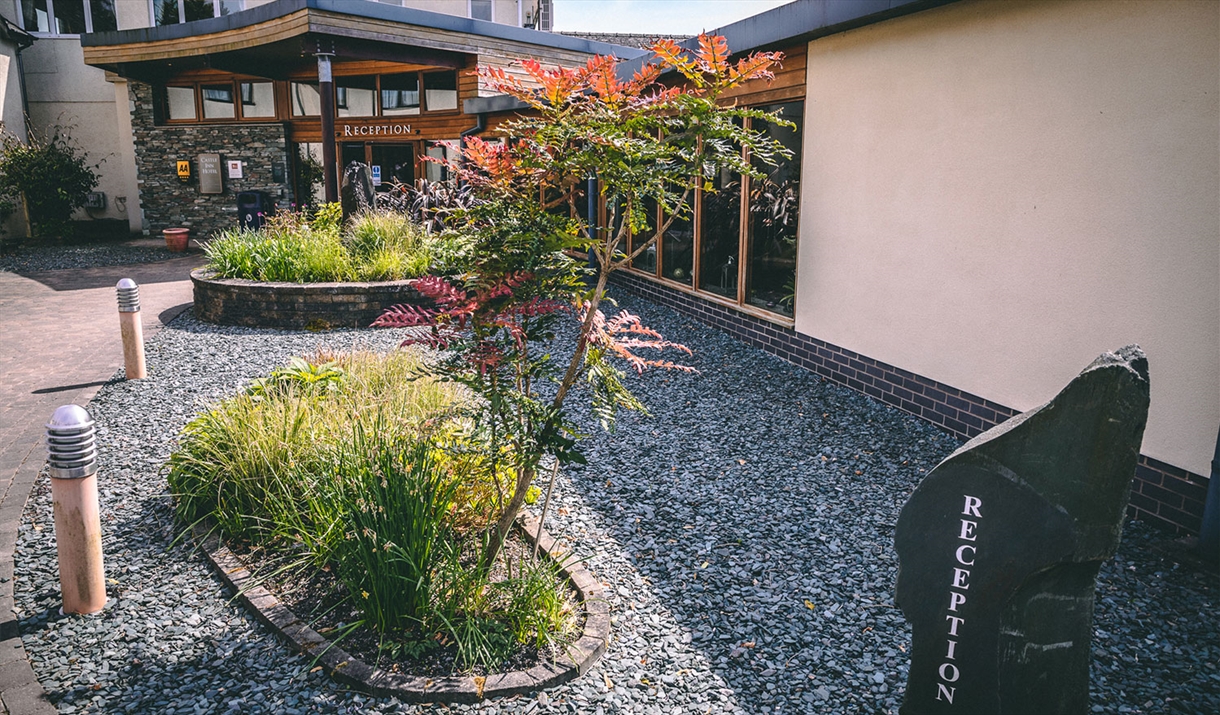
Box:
left=204, top=205, right=449, bottom=283
left=166, top=350, right=572, bottom=670
left=0, top=125, right=100, bottom=240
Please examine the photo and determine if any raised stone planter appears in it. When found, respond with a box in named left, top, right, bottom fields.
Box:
left=191, top=268, right=425, bottom=329
left=193, top=515, right=608, bottom=703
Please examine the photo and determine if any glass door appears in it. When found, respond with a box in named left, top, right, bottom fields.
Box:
left=370, top=143, right=417, bottom=191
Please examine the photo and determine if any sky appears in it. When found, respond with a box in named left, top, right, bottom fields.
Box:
left=553, top=0, right=795, bottom=35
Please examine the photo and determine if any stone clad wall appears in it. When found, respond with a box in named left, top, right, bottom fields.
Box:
left=129, top=82, right=291, bottom=238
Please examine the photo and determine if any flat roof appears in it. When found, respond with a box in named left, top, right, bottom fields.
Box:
left=81, top=0, right=645, bottom=58
left=465, top=0, right=957, bottom=115
left=615, top=0, right=959, bottom=80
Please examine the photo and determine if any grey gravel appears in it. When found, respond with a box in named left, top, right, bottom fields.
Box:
left=0, top=241, right=182, bottom=273
left=14, top=291, right=1219, bottom=714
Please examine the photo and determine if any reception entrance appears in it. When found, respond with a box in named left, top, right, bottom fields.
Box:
left=341, top=142, right=418, bottom=191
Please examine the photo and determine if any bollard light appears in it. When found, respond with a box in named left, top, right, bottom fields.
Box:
left=116, top=278, right=140, bottom=313
left=116, top=278, right=147, bottom=379
left=45, top=405, right=107, bottom=615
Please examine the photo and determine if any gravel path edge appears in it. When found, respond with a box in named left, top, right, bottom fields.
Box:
left=191, top=513, right=609, bottom=704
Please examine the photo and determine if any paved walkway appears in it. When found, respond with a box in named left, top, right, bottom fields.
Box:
left=0, top=254, right=200, bottom=714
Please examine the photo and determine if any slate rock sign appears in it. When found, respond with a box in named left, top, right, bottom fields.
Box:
left=341, top=161, right=377, bottom=218
left=894, top=346, right=1150, bottom=714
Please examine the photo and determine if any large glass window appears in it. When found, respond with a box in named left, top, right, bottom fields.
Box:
left=161, top=80, right=278, bottom=123
left=424, top=72, right=458, bottom=112
left=745, top=101, right=802, bottom=317
left=20, top=1, right=116, bottom=34
left=165, top=86, right=197, bottom=120
left=200, top=83, right=235, bottom=119
left=661, top=204, right=694, bottom=286
left=381, top=73, right=420, bottom=116
left=469, top=0, right=493, bottom=22
left=622, top=106, right=802, bottom=318
left=291, top=82, right=321, bottom=117
left=698, top=164, right=742, bottom=299
left=240, top=81, right=275, bottom=118
left=336, top=76, right=377, bottom=118
left=154, top=0, right=242, bottom=25
left=630, top=199, right=658, bottom=274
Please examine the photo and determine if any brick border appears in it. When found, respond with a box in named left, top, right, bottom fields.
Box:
left=192, top=269, right=425, bottom=330
left=609, top=270, right=1210, bottom=535
left=193, top=514, right=608, bottom=703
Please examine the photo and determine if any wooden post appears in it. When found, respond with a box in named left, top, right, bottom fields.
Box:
left=318, top=51, right=338, bottom=204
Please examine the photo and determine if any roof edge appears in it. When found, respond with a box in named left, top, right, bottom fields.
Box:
left=616, top=0, right=960, bottom=79
left=81, top=0, right=646, bottom=58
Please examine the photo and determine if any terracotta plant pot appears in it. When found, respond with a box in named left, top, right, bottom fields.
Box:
left=163, top=228, right=190, bottom=252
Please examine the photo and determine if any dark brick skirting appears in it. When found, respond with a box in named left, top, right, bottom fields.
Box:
left=608, top=270, right=1210, bottom=535
left=192, top=269, right=424, bottom=330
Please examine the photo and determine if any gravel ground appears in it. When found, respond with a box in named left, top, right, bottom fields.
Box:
left=14, top=291, right=1219, bottom=714
left=0, top=241, right=182, bottom=273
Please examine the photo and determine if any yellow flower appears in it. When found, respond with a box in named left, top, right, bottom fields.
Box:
left=361, top=590, right=370, bottom=599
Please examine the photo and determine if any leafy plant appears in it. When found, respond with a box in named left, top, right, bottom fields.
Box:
left=247, top=357, right=346, bottom=401
left=374, top=35, right=793, bottom=567
left=0, top=125, right=100, bottom=239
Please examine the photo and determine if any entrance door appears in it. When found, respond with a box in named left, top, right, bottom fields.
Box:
left=370, top=143, right=416, bottom=191
left=337, top=141, right=418, bottom=193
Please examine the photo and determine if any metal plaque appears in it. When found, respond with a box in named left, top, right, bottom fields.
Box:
left=198, top=153, right=223, bottom=194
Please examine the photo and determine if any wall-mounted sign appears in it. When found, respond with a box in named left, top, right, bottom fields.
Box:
left=176, top=160, right=191, bottom=183
left=198, top=153, right=223, bottom=194
left=371, top=165, right=382, bottom=186
left=226, top=160, right=243, bottom=179
left=340, top=124, right=414, bottom=137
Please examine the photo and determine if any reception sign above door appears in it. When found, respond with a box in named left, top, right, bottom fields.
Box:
left=340, top=124, right=416, bottom=137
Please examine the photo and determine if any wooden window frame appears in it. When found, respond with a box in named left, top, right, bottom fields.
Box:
left=159, top=79, right=282, bottom=125
left=620, top=110, right=800, bottom=325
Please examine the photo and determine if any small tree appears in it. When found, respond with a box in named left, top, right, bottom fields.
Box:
left=375, top=36, right=792, bottom=566
left=0, top=126, right=100, bottom=240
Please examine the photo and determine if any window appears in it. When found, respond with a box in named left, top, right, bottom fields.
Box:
left=152, top=0, right=243, bottom=26
left=240, top=82, right=276, bottom=118
left=624, top=102, right=803, bottom=318
left=19, top=0, right=115, bottom=35
left=469, top=0, right=493, bottom=22
left=380, top=73, right=420, bottom=116
left=291, top=82, right=321, bottom=117
left=427, top=141, right=458, bottom=181
left=423, top=71, right=458, bottom=112
left=161, top=80, right=279, bottom=122
left=165, top=86, right=196, bottom=120
left=336, top=76, right=377, bottom=118
left=200, top=84, right=235, bottom=119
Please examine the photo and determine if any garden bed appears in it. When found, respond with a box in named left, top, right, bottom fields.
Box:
left=12, top=302, right=1218, bottom=714
left=191, top=268, right=425, bottom=329
left=195, top=514, right=608, bottom=703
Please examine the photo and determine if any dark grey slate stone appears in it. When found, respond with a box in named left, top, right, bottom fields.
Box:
left=894, top=345, right=1150, bottom=714
left=341, top=162, right=376, bottom=218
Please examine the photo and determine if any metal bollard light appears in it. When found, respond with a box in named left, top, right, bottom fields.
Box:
left=45, top=405, right=107, bottom=615
left=116, top=278, right=147, bottom=379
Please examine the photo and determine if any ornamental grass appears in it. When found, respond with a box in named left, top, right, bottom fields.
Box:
left=167, top=350, right=572, bottom=671
left=203, top=205, right=448, bottom=283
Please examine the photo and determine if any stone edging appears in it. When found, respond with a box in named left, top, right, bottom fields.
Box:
left=192, top=515, right=609, bottom=702
left=191, top=269, right=424, bottom=330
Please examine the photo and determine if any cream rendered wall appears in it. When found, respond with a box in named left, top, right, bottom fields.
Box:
left=796, top=0, right=1219, bottom=476
left=0, top=33, right=29, bottom=237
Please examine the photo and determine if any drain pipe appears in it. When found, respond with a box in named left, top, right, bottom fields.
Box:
left=461, top=113, right=487, bottom=140
left=1198, top=425, right=1220, bottom=559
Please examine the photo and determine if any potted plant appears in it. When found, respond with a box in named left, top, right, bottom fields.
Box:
left=163, top=227, right=190, bottom=252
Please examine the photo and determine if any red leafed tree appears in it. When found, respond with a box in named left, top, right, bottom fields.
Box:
left=375, top=35, right=792, bottom=565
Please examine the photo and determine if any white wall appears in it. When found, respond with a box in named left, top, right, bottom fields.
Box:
left=796, top=0, right=1218, bottom=476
